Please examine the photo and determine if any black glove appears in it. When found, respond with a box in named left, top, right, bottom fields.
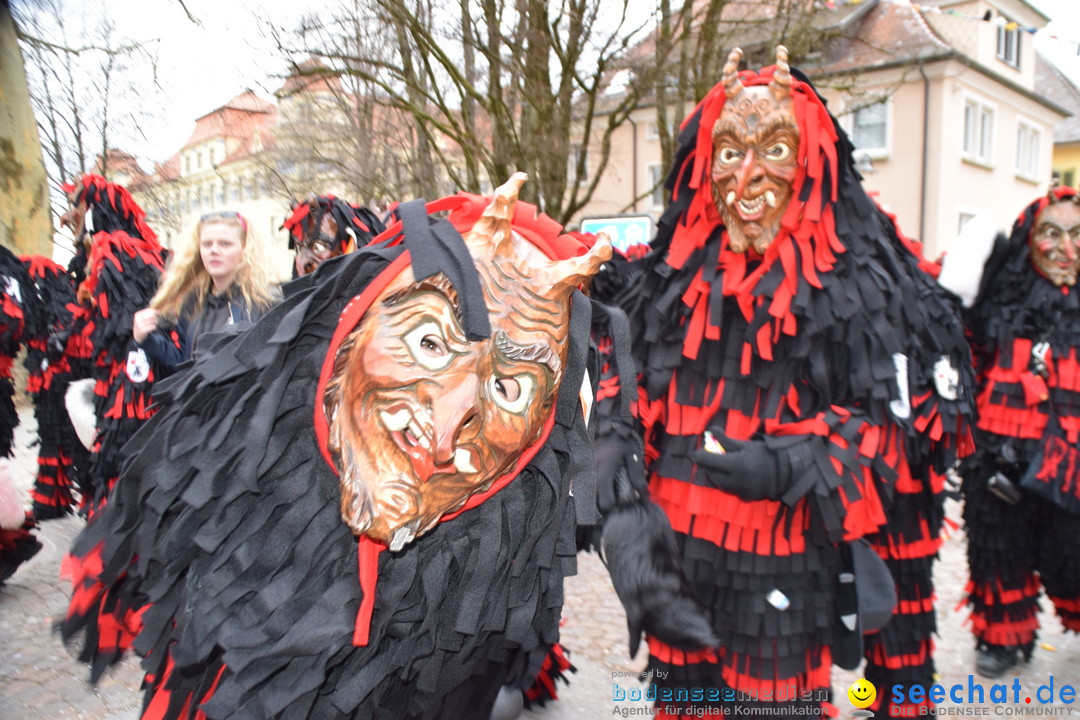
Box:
left=593, top=419, right=647, bottom=514
left=691, top=428, right=817, bottom=505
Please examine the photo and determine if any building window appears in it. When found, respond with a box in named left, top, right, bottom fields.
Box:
left=647, top=163, right=665, bottom=210
left=184, top=155, right=191, bottom=174
left=963, top=98, right=995, bottom=165
left=1064, top=168, right=1077, bottom=189
left=851, top=100, right=889, bottom=154
left=215, top=183, right=225, bottom=206
left=1015, top=121, right=1040, bottom=181
left=229, top=181, right=239, bottom=202
left=996, top=20, right=1021, bottom=69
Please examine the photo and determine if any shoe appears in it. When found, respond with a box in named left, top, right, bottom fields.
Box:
left=976, top=645, right=1019, bottom=679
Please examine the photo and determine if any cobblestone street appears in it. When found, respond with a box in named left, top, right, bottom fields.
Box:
left=4, top=405, right=1080, bottom=719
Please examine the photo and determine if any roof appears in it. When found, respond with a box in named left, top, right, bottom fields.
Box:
left=1035, top=53, right=1080, bottom=144
left=276, top=57, right=344, bottom=98
left=93, top=149, right=152, bottom=189
left=804, top=0, right=1068, bottom=117
left=179, top=90, right=278, bottom=164
left=805, top=0, right=951, bottom=74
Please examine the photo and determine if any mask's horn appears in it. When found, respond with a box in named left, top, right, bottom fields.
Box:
left=770, top=45, right=792, bottom=100
left=723, top=47, right=745, bottom=99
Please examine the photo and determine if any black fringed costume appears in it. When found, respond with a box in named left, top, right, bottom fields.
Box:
left=21, top=254, right=89, bottom=520
left=594, top=64, right=974, bottom=716
left=60, top=190, right=667, bottom=719
left=0, top=244, right=42, bottom=584
left=61, top=174, right=170, bottom=515
left=960, top=187, right=1080, bottom=657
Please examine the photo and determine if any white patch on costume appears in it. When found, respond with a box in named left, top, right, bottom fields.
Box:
left=702, top=430, right=725, bottom=454
left=126, top=347, right=150, bottom=383
left=933, top=356, right=959, bottom=400
left=3, top=276, right=20, bottom=304
left=889, top=352, right=911, bottom=419
left=579, top=369, right=594, bottom=425
left=766, top=588, right=790, bottom=611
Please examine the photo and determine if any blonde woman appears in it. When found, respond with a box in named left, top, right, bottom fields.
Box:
left=133, top=211, right=280, bottom=372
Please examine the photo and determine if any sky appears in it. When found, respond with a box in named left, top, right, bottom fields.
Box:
left=13, top=0, right=1080, bottom=171
left=1031, top=0, right=1080, bottom=83
left=104, top=0, right=304, bottom=164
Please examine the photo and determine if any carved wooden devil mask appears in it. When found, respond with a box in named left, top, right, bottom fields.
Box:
left=323, top=173, right=610, bottom=550
left=711, top=46, right=800, bottom=254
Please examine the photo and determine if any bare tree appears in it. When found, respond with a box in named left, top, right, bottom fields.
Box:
left=12, top=0, right=160, bottom=247
left=273, top=0, right=657, bottom=225
left=266, top=4, right=424, bottom=207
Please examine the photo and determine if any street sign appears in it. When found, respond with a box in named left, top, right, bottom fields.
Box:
left=580, top=215, right=653, bottom=253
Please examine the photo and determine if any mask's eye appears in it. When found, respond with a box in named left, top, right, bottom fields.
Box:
left=489, top=374, right=535, bottom=414
left=404, top=321, right=454, bottom=370
left=716, top=147, right=743, bottom=165
left=764, top=142, right=792, bottom=161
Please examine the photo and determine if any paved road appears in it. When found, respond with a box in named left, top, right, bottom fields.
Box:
left=4, top=405, right=1080, bottom=719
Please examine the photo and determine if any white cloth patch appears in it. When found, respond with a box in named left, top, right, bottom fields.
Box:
left=933, top=355, right=959, bottom=401
left=766, top=588, right=790, bottom=611
left=126, top=348, right=150, bottom=383
left=3, top=276, right=20, bottom=304
left=889, top=352, right=911, bottom=419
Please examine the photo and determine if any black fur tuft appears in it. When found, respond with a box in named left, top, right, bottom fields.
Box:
left=601, top=497, right=718, bottom=657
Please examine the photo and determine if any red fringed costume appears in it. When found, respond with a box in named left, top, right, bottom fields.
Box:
left=60, top=174, right=171, bottom=515
left=57, top=174, right=173, bottom=674
left=959, top=187, right=1080, bottom=669
left=594, top=58, right=974, bottom=715
left=21, top=254, right=90, bottom=519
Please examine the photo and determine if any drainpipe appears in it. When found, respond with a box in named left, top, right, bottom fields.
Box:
left=628, top=115, right=638, bottom=212
left=918, top=62, right=930, bottom=246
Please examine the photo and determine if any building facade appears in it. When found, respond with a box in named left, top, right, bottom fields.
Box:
left=573, top=0, right=1073, bottom=260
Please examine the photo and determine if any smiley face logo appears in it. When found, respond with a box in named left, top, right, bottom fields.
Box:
left=847, top=678, right=877, bottom=709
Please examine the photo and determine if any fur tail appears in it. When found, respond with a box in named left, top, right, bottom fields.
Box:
left=601, top=499, right=718, bottom=657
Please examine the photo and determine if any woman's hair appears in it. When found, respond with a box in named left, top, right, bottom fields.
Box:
left=150, top=211, right=279, bottom=320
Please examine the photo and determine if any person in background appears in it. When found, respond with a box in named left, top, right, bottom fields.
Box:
left=282, top=194, right=387, bottom=278
left=21, top=254, right=88, bottom=520
left=132, top=210, right=280, bottom=373
left=58, top=174, right=169, bottom=516
left=941, top=188, right=1080, bottom=678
